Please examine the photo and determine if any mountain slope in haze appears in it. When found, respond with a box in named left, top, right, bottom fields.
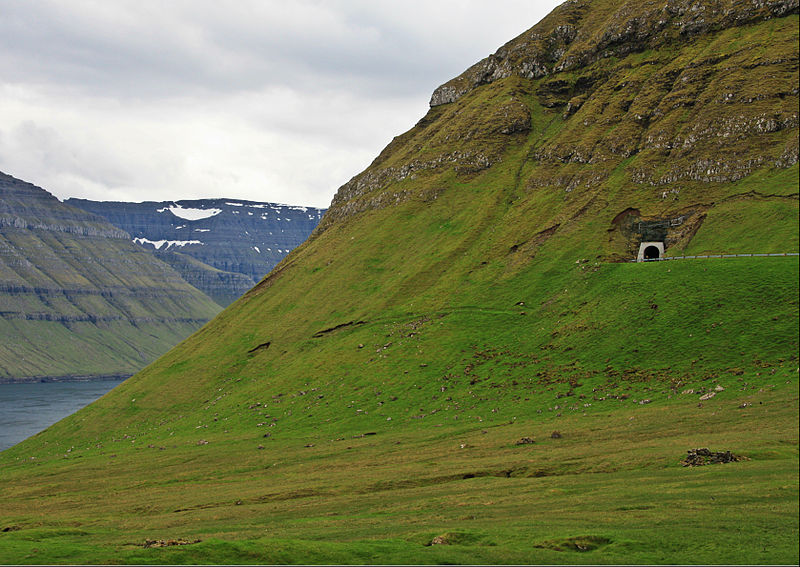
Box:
left=67, top=198, right=326, bottom=306
left=0, top=1, right=797, bottom=564
left=0, top=172, right=221, bottom=382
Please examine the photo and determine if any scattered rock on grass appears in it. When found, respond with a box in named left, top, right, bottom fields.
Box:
left=681, top=448, right=748, bottom=467
left=550, top=431, right=562, bottom=439
left=143, top=539, right=201, bottom=548
left=515, top=437, right=535, bottom=445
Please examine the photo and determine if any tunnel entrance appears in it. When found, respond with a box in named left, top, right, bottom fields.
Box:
left=637, top=241, right=665, bottom=262
left=643, top=245, right=661, bottom=260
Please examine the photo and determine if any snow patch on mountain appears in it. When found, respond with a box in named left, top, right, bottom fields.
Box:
left=134, top=237, right=204, bottom=250
left=157, top=205, right=222, bottom=221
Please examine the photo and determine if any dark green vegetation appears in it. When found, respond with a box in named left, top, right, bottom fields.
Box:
left=1, top=0, right=797, bottom=563
left=0, top=173, right=221, bottom=382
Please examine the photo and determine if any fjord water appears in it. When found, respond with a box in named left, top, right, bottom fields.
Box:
left=0, top=379, right=124, bottom=451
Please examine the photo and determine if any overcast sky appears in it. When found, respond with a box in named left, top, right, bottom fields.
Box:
left=0, top=1, right=562, bottom=208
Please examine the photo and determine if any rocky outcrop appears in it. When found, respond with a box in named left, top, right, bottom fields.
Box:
left=681, top=448, right=748, bottom=466
left=67, top=198, right=326, bottom=305
left=315, top=0, right=798, bottom=254
left=429, top=0, right=799, bottom=107
left=0, top=172, right=220, bottom=382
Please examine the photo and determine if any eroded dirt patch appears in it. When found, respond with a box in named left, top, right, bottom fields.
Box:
left=534, top=535, right=612, bottom=552
left=143, top=538, right=201, bottom=548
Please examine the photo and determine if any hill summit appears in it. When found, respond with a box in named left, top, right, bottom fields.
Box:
left=0, top=1, right=797, bottom=564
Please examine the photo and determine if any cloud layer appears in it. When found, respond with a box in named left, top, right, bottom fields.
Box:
left=0, top=1, right=561, bottom=208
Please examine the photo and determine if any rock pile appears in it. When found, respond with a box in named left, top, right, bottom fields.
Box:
left=681, top=448, right=747, bottom=467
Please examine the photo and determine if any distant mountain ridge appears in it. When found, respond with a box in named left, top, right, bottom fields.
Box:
left=67, top=198, right=326, bottom=306
left=0, top=172, right=221, bottom=382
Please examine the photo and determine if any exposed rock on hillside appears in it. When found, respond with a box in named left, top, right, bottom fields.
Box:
left=67, top=198, right=326, bottom=306
left=317, top=0, right=798, bottom=258
left=681, top=447, right=748, bottom=466
left=0, top=172, right=220, bottom=382
left=429, top=0, right=799, bottom=107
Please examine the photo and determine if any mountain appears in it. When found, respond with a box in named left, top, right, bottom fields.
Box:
left=0, top=172, right=221, bottom=382
left=66, top=198, right=326, bottom=306
left=0, top=1, right=797, bottom=564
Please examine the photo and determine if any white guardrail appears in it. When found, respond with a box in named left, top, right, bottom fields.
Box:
left=633, top=252, right=800, bottom=262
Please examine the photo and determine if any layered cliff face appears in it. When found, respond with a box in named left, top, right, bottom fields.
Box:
left=151, top=250, right=255, bottom=308
left=67, top=198, right=326, bottom=305
left=0, top=172, right=220, bottom=382
left=0, top=2, right=797, bottom=564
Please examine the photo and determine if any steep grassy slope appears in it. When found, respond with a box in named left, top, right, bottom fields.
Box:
left=0, top=0, right=797, bottom=563
left=0, top=173, right=221, bottom=382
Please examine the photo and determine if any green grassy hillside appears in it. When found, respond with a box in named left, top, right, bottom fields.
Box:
left=0, top=0, right=797, bottom=563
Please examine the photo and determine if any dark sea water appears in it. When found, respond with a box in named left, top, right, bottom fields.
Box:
left=0, top=378, right=125, bottom=451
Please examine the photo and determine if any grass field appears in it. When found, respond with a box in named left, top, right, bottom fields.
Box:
left=0, top=369, right=796, bottom=564
left=0, top=257, right=796, bottom=564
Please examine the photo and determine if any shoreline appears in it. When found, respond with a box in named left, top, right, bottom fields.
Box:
left=0, top=373, right=132, bottom=385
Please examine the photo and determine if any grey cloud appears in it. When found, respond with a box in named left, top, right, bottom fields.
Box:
left=0, top=1, right=556, bottom=99
left=0, top=1, right=561, bottom=207
left=0, top=120, right=138, bottom=188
